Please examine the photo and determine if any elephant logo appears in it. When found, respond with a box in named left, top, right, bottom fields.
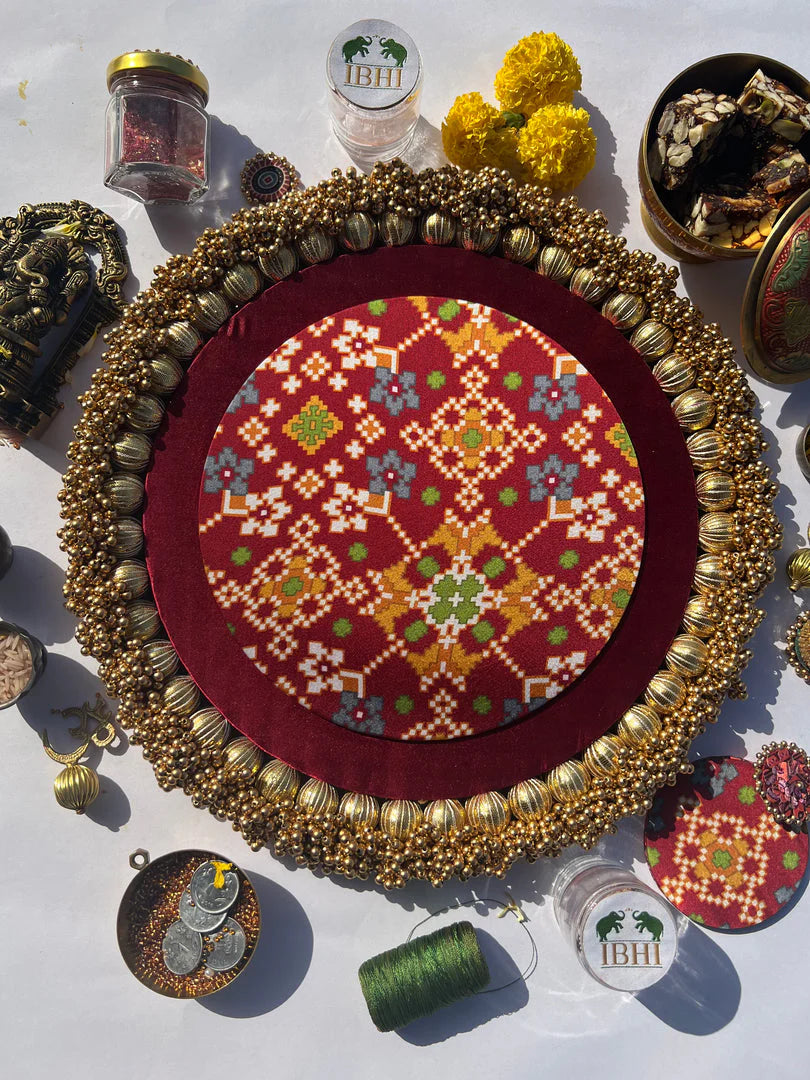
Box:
left=342, top=35, right=372, bottom=64
left=379, top=37, right=408, bottom=67
left=633, top=910, right=664, bottom=942
left=595, top=910, right=624, bottom=942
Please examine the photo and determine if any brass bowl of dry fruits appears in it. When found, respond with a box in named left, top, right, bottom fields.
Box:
left=639, top=53, right=810, bottom=262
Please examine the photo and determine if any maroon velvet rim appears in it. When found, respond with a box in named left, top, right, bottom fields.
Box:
left=144, top=245, right=698, bottom=800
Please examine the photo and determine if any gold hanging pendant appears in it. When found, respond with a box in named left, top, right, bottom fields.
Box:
left=41, top=694, right=118, bottom=813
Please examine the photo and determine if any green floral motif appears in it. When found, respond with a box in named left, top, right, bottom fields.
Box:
left=503, top=372, right=522, bottom=390
left=333, top=618, right=353, bottom=638
left=647, top=847, right=660, bottom=868
left=471, top=620, right=495, bottom=643
left=463, top=428, right=483, bottom=448
left=773, top=232, right=810, bottom=292
left=713, top=850, right=733, bottom=869
left=784, top=850, right=801, bottom=870
left=231, top=546, right=252, bottom=566
left=559, top=550, right=579, bottom=569
left=226, top=622, right=236, bottom=635
left=688, top=913, right=706, bottom=925
left=368, top=299, right=388, bottom=316
left=498, top=486, right=518, bottom=506
left=438, top=299, right=461, bottom=321
left=282, top=576, right=304, bottom=596
left=482, top=556, right=506, bottom=579
left=417, top=555, right=441, bottom=578
left=473, top=695, right=492, bottom=714
left=404, top=619, right=429, bottom=642
left=548, top=626, right=568, bottom=645
left=421, top=486, right=441, bottom=506
left=283, top=397, right=342, bottom=452
left=612, top=588, right=630, bottom=609
left=504, top=314, right=519, bottom=323
left=429, top=573, right=485, bottom=625
left=427, top=370, right=446, bottom=389
left=349, top=542, right=368, bottom=561
left=395, top=695, right=414, bottom=714
left=738, top=786, right=756, bottom=805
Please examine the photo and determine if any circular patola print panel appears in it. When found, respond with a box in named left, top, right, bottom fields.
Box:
left=198, top=295, right=645, bottom=741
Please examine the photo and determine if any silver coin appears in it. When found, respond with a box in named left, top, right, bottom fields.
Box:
left=190, top=861, right=240, bottom=913
left=161, top=920, right=202, bottom=975
left=179, top=888, right=227, bottom=933
left=204, top=918, right=247, bottom=973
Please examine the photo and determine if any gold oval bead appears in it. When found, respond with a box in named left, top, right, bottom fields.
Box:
left=149, top=354, right=184, bottom=395
left=537, top=244, right=576, bottom=283
left=786, top=549, right=810, bottom=592
left=258, top=244, right=298, bottom=281
left=222, top=263, right=262, bottom=304
left=667, top=634, right=709, bottom=676
left=190, top=707, right=230, bottom=748
left=297, top=227, right=335, bottom=265
left=699, top=511, right=735, bottom=553
left=694, top=554, right=728, bottom=593
left=502, top=225, right=540, bottom=264
left=617, top=703, right=661, bottom=747
left=112, top=558, right=149, bottom=598
left=696, top=471, right=736, bottom=511
left=190, top=290, right=232, bottom=333
left=547, top=760, right=588, bottom=802
left=682, top=595, right=716, bottom=638
left=466, top=791, right=510, bottom=833
left=113, top=517, right=143, bottom=557
left=583, top=735, right=623, bottom=778
left=223, top=736, right=263, bottom=778
left=143, top=639, right=180, bottom=680
left=569, top=267, right=610, bottom=305
left=629, top=319, right=674, bottom=359
left=380, top=798, right=423, bottom=837
left=687, top=430, right=726, bottom=470
left=339, top=791, right=380, bottom=827
left=126, top=393, right=164, bottom=434
left=162, top=674, right=200, bottom=716
left=652, top=353, right=695, bottom=395
left=457, top=222, right=500, bottom=254
left=420, top=211, right=456, bottom=246
left=54, top=763, right=99, bottom=814
left=424, top=798, right=466, bottom=833
left=164, top=320, right=202, bottom=360
left=378, top=211, right=415, bottom=246
left=112, top=432, right=151, bottom=472
left=601, top=291, right=647, bottom=330
left=672, top=389, right=716, bottom=431
left=257, top=759, right=301, bottom=799
left=508, top=778, right=552, bottom=821
left=297, top=778, right=339, bottom=814
left=104, top=474, right=144, bottom=515
left=645, top=670, right=686, bottom=712
left=126, top=601, right=160, bottom=641
left=339, top=212, right=377, bottom=252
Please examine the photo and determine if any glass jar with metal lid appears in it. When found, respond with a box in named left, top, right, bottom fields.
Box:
left=104, top=50, right=210, bottom=204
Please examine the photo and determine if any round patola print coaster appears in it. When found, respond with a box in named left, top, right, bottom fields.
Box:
left=645, top=756, right=808, bottom=930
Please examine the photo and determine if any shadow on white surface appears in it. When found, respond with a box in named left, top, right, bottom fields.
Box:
left=85, top=773, right=131, bottom=831
left=0, top=546, right=75, bottom=644
left=636, top=920, right=741, bottom=1035
left=574, top=94, right=628, bottom=233
left=199, top=870, right=313, bottom=1017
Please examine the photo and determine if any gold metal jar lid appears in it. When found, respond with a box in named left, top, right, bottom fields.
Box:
left=742, top=187, right=810, bottom=384
left=106, top=50, right=209, bottom=102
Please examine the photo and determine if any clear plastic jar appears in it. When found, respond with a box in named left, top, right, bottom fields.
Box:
left=553, top=856, right=680, bottom=992
left=326, top=20, right=422, bottom=168
left=105, top=50, right=210, bottom=204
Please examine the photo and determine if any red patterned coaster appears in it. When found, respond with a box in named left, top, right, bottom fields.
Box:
left=198, top=295, right=645, bottom=741
left=645, top=756, right=808, bottom=930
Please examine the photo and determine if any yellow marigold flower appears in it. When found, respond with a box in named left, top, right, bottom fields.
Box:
left=442, top=92, right=505, bottom=170
left=517, top=103, right=596, bottom=191
left=495, top=31, right=582, bottom=114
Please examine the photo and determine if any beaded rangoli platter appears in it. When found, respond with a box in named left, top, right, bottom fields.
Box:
left=60, top=164, right=779, bottom=888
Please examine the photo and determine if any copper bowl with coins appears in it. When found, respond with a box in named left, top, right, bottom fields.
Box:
left=117, top=849, right=261, bottom=998
left=639, top=53, right=810, bottom=263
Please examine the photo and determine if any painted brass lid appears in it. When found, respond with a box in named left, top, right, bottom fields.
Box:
left=742, top=187, right=810, bottom=384
left=106, top=50, right=209, bottom=102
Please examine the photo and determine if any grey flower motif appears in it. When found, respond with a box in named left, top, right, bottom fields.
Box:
left=501, top=699, right=523, bottom=726
left=226, top=373, right=260, bottom=414
left=366, top=448, right=417, bottom=499
left=331, top=691, right=385, bottom=735
left=203, top=447, right=255, bottom=495
left=368, top=367, right=420, bottom=416
left=528, top=373, right=580, bottom=420
left=527, top=454, right=579, bottom=502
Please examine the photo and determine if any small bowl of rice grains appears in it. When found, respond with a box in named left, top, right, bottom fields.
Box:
left=0, top=621, right=46, bottom=709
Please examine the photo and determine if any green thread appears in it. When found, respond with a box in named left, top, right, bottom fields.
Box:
left=358, top=921, right=490, bottom=1032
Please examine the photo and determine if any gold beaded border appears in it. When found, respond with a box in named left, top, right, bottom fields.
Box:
left=785, top=609, right=810, bottom=684
left=58, top=163, right=780, bottom=888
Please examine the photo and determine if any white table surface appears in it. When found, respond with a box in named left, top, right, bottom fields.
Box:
left=2, top=2, right=810, bottom=1077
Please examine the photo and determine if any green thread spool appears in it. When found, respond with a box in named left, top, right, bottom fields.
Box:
left=358, top=920, right=490, bottom=1032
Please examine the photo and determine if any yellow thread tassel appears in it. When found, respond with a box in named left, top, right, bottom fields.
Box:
left=211, top=860, right=233, bottom=888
